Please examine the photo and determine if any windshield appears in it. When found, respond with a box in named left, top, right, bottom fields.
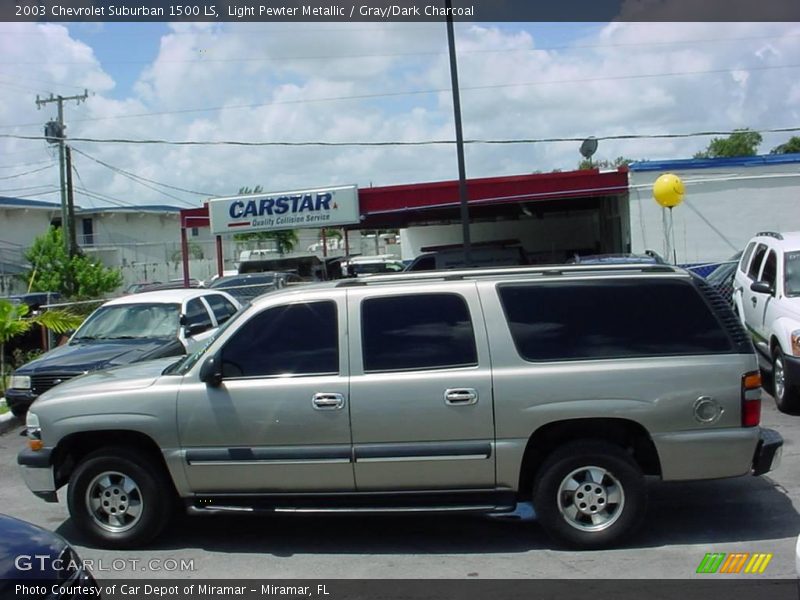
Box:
left=73, top=303, right=181, bottom=341
left=785, top=251, right=800, bottom=297
left=164, top=305, right=248, bottom=375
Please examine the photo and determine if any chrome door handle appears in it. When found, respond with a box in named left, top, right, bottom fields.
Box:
left=312, top=393, right=345, bottom=410
left=444, top=388, right=478, bottom=405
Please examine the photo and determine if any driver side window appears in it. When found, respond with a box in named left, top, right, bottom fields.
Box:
left=221, top=301, right=338, bottom=378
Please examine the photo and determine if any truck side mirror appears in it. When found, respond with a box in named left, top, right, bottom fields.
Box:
left=199, top=354, right=222, bottom=387
left=750, top=281, right=774, bottom=295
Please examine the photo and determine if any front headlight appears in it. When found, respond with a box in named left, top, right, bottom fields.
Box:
left=25, top=412, right=42, bottom=450
left=9, top=375, right=31, bottom=390
left=791, top=330, right=800, bottom=356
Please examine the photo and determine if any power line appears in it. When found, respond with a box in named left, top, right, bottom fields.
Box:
left=70, top=147, right=217, bottom=197
left=4, top=61, right=800, bottom=131
left=4, top=125, right=800, bottom=148
left=0, top=158, right=54, bottom=169
left=68, top=147, right=199, bottom=207
left=0, top=163, right=54, bottom=180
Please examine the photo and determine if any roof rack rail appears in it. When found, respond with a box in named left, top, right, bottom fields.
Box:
left=756, top=231, right=784, bottom=240
left=333, top=263, right=680, bottom=287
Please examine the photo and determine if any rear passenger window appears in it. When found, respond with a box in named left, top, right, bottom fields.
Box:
left=498, top=280, right=732, bottom=362
left=361, top=294, right=477, bottom=372
left=185, top=298, right=213, bottom=329
left=747, top=243, right=768, bottom=280
left=221, top=301, right=338, bottom=378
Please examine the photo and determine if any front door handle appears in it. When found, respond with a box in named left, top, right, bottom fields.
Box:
left=751, top=297, right=758, bottom=307
left=312, top=393, right=345, bottom=410
left=444, top=388, right=478, bottom=405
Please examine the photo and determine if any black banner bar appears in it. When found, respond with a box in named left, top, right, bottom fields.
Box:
left=4, top=579, right=799, bottom=600
left=3, top=0, right=800, bottom=23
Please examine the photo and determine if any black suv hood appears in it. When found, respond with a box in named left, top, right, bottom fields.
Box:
left=14, top=338, right=184, bottom=375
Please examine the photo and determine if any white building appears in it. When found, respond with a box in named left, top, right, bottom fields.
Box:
left=628, top=154, right=800, bottom=264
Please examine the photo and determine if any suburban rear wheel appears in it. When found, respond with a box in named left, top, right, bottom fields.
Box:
left=67, top=447, right=172, bottom=548
left=773, top=347, right=800, bottom=414
left=532, top=440, right=646, bottom=549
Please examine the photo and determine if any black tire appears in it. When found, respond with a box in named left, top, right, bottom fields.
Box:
left=773, top=347, right=800, bottom=415
left=67, top=447, right=173, bottom=549
left=532, top=440, right=646, bottom=549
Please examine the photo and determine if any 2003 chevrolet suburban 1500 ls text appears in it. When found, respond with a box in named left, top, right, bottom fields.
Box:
left=18, top=264, right=783, bottom=549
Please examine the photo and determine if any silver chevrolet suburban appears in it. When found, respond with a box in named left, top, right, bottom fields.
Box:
left=18, top=264, right=783, bottom=549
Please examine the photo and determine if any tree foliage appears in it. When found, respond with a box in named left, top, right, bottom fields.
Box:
left=770, top=136, right=800, bottom=154
left=577, top=156, right=635, bottom=170
left=694, top=129, right=762, bottom=158
left=20, top=228, right=123, bottom=300
left=231, top=185, right=299, bottom=255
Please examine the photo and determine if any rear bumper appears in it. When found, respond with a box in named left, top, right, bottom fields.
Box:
left=752, top=427, right=783, bottom=476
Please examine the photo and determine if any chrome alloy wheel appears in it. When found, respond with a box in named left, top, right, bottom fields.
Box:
left=775, top=354, right=786, bottom=403
left=85, top=471, right=143, bottom=533
left=557, top=466, right=625, bottom=532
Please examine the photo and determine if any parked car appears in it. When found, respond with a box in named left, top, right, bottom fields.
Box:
left=567, top=250, right=666, bottom=265
left=18, top=263, right=781, bottom=550
left=733, top=231, right=800, bottom=413
left=405, top=240, right=528, bottom=271
left=208, top=271, right=303, bottom=302
left=342, top=255, right=405, bottom=277
left=0, top=513, right=98, bottom=597
left=5, top=289, right=240, bottom=418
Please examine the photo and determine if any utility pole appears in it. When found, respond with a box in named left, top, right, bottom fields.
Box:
left=445, top=0, right=471, bottom=266
left=65, top=146, right=78, bottom=254
left=36, top=90, right=89, bottom=255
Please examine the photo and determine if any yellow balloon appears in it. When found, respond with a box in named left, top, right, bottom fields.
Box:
left=653, top=173, right=685, bottom=208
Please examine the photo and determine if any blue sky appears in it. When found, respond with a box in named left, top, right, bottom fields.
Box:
left=0, top=22, right=798, bottom=208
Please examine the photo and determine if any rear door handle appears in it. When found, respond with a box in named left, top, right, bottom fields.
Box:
left=444, top=388, right=478, bottom=405
left=312, top=393, right=345, bottom=410
left=751, top=297, right=758, bottom=307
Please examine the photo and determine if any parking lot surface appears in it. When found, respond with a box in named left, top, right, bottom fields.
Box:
left=0, top=396, right=797, bottom=580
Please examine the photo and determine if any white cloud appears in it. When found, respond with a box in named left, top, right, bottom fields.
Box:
left=0, top=21, right=798, bottom=210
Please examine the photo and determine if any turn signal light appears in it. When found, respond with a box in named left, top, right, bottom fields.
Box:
left=741, top=370, right=762, bottom=427
left=28, top=439, right=43, bottom=451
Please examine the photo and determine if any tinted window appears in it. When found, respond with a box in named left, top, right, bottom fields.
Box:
left=786, top=251, right=800, bottom=297
left=206, top=294, right=238, bottom=324
left=761, top=251, right=777, bottom=289
left=739, top=242, right=756, bottom=273
left=747, top=243, right=768, bottom=280
left=221, top=301, right=338, bottom=378
left=361, top=294, right=477, bottom=372
left=498, top=280, right=732, bottom=362
left=185, top=298, right=213, bottom=329
left=409, top=255, right=435, bottom=271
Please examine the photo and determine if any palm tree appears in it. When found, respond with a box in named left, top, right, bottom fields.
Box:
left=0, top=300, right=83, bottom=393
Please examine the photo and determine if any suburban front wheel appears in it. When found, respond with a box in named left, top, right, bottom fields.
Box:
left=67, top=447, right=172, bottom=549
left=773, top=347, right=800, bottom=414
left=533, top=440, right=646, bottom=549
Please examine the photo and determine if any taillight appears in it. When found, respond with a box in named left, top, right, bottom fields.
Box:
left=742, top=371, right=761, bottom=427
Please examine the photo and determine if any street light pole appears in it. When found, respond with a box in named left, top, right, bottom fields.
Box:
left=445, top=0, right=471, bottom=266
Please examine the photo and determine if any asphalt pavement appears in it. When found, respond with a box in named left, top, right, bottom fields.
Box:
left=0, top=396, right=798, bottom=580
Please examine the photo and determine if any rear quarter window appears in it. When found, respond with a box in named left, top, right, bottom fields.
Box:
left=497, top=279, right=733, bottom=362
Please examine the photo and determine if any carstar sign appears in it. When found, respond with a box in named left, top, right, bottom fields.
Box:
left=208, top=185, right=359, bottom=235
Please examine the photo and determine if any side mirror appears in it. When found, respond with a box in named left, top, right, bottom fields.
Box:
left=750, top=281, right=774, bottom=295
left=199, top=354, right=222, bottom=387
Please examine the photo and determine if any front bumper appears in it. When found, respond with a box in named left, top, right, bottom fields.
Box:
left=752, top=428, right=783, bottom=476
left=4, top=388, right=38, bottom=413
left=17, top=447, right=58, bottom=502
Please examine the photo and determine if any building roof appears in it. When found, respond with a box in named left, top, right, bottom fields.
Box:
left=629, top=153, right=800, bottom=172
left=0, top=196, right=62, bottom=210
left=78, top=204, right=185, bottom=215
